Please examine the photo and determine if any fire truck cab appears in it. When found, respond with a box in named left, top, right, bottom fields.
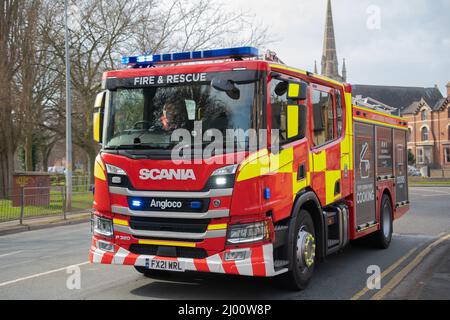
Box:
left=90, top=47, right=409, bottom=290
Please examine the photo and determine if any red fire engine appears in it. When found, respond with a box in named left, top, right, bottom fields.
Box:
left=90, top=47, right=409, bottom=290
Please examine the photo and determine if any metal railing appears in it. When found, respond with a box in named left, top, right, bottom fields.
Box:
left=0, top=185, right=94, bottom=224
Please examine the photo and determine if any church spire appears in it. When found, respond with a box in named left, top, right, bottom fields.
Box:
left=321, top=0, right=343, bottom=81
left=342, top=58, right=347, bottom=82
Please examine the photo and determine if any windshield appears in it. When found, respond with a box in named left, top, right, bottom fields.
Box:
left=104, top=72, right=261, bottom=152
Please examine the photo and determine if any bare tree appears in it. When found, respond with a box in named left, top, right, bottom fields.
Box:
left=0, top=0, right=42, bottom=196
left=130, top=0, right=272, bottom=54
left=6, top=0, right=272, bottom=188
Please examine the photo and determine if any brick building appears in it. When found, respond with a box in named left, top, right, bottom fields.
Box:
left=402, top=83, right=450, bottom=169
left=353, top=83, right=450, bottom=169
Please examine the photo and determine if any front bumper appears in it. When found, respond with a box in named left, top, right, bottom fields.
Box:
left=90, top=241, right=287, bottom=277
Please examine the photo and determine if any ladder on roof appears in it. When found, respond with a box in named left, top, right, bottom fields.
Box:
left=353, top=96, right=400, bottom=116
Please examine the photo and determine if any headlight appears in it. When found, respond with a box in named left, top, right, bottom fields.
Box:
left=208, top=164, right=239, bottom=189
left=93, top=215, right=114, bottom=238
left=211, top=164, right=239, bottom=176
left=105, top=164, right=127, bottom=175
left=227, top=221, right=269, bottom=245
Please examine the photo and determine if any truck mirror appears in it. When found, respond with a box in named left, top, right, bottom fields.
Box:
left=211, top=78, right=240, bottom=100
left=287, top=104, right=307, bottom=139
left=287, top=82, right=308, bottom=100
left=93, top=91, right=106, bottom=143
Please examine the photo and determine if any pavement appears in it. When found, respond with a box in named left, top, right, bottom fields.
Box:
left=0, top=212, right=91, bottom=236
left=0, top=187, right=448, bottom=300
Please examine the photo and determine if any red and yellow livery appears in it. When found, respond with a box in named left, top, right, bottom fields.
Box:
left=90, top=47, right=409, bottom=290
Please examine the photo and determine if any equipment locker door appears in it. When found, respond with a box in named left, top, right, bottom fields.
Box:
left=354, top=122, right=377, bottom=229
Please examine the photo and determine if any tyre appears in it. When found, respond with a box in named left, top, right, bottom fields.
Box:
left=280, top=209, right=316, bottom=291
left=372, top=194, right=393, bottom=249
left=134, top=266, right=170, bottom=279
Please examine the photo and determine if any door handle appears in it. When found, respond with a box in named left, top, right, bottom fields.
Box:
left=297, top=163, right=306, bottom=181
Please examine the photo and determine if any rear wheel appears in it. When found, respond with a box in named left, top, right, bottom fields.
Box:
left=372, top=194, right=393, bottom=249
left=134, top=266, right=171, bottom=279
left=280, top=210, right=316, bottom=291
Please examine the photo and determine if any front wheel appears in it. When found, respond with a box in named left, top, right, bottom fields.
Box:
left=280, top=210, right=316, bottom=291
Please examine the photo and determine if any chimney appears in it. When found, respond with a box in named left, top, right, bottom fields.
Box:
left=446, top=82, right=450, bottom=97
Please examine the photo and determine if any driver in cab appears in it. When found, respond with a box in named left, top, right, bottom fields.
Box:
left=160, top=102, right=181, bottom=131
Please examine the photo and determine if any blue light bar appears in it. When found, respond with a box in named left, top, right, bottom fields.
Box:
left=121, top=47, right=259, bottom=66
left=190, top=201, right=202, bottom=210
left=131, top=199, right=142, bottom=208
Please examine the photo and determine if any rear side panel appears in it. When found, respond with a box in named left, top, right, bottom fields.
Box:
left=394, top=129, right=409, bottom=205
left=351, top=106, right=410, bottom=238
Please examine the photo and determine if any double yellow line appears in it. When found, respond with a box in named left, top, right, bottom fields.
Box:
left=351, top=233, right=450, bottom=300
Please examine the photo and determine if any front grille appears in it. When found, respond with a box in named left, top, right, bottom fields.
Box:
left=129, top=244, right=208, bottom=259
left=130, top=216, right=210, bottom=233
left=127, top=197, right=209, bottom=213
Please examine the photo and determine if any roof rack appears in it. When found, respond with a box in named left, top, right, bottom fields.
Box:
left=353, top=95, right=400, bottom=116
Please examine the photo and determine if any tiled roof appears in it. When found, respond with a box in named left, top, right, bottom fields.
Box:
left=352, top=84, right=444, bottom=111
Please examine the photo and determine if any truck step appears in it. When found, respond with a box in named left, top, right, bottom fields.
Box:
left=328, top=239, right=340, bottom=248
left=274, top=260, right=289, bottom=268
left=274, top=225, right=288, bottom=232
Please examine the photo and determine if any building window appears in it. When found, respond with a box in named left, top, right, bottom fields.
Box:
left=421, top=110, right=427, bottom=121
left=407, top=128, right=412, bottom=142
left=448, top=125, right=450, bottom=141
left=417, top=148, right=424, bottom=164
left=448, top=107, right=450, bottom=119
left=446, top=148, right=450, bottom=163
left=421, top=127, right=429, bottom=141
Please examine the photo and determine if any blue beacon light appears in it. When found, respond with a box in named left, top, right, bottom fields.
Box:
left=121, top=46, right=259, bottom=66
left=131, top=199, right=143, bottom=208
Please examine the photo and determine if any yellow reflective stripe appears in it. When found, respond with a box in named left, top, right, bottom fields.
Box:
left=288, top=83, right=300, bottom=98
left=287, top=105, right=299, bottom=138
left=270, top=147, right=293, bottom=173
left=94, top=160, right=106, bottom=181
left=354, top=117, right=408, bottom=131
left=138, top=239, right=196, bottom=248
left=96, top=155, right=105, bottom=170
left=353, top=106, right=406, bottom=122
left=269, top=64, right=307, bottom=76
left=237, top=149, right=270, bottom=182
left=113, top=218, right=129, bottom=226
left=207, top=223, right=228, bottom=231
left=325, top=170, right=342, bottom=205
left=312, top=151, right=327, bottom=172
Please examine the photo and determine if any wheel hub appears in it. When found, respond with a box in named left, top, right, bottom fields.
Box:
left=296, top=230, right=316, bottom=269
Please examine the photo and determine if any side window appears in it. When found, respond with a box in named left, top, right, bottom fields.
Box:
left=270, top=78, right=288, bottom=144
left=312, top=89, right=335, bottom=146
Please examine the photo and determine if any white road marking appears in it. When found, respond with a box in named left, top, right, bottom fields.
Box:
left=0, top=251, right=23, bottom=258
left=409, top=188, right=450, bottom=195
left=409, top=193, right=450, bottom=197
left=0, top=261, right=90, bottom=288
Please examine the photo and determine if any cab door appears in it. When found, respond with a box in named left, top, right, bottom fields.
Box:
left=265, top=74, right=309, bottom=221
left=309, top=84, right=342, bottom=206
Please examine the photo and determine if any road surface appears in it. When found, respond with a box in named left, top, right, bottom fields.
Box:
left=0, top=187, right=449, bottom=300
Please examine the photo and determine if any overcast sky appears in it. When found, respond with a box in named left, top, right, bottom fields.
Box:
left=229, top=0, right=450, bottom=95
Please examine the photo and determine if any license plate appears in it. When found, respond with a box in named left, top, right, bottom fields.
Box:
left=145, top=258, right=185, bottom=272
